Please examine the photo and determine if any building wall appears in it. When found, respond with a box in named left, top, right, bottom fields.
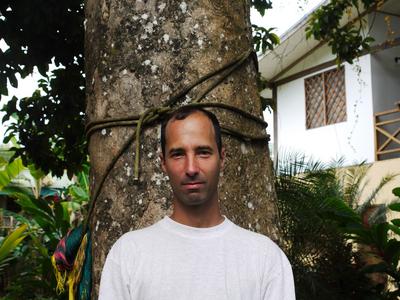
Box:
left=369, top=11, right=400, bottom=113
left=371, top=47, right=400, bottom=114
left=282, top=43, right=336, bottom=79
left=276, top=53, right=375, bottom=165
left=370, top=43, right=400, bottom=114
left=369, top=10, right=400, bottom=46
left=357, top=158, right=400, bottom=208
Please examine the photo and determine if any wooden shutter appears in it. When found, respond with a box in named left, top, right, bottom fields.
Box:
left=325, top=67, right=346, bottom=124
left=305, top=73, right=325, bottom=129
left=304, top=67, right=346, bottom=129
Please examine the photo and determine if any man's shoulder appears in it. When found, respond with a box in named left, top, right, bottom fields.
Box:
left=117, top=219, right=163, bottom=244
left=228, top=221, right=283, bottom=255
left=108, top=219, right=163, bottom=255
left=228, top=222, right=292, bottom=275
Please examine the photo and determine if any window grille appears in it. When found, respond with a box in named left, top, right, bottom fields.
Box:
left=305, top=67, right=347, bottom=129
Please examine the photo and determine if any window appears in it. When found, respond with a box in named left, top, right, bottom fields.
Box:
left=304, top=67, right=347, bottom=129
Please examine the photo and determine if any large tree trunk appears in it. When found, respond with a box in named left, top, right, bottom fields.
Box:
left=85, top=0, right=279, bottom=297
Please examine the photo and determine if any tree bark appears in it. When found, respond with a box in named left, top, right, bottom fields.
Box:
left=85, top=0, right=280, bottom=297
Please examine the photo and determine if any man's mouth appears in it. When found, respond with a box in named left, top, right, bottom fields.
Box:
left=182, top=182, right=205, bottom=189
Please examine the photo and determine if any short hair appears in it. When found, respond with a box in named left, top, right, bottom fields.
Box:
left=160, top=106, right=222, bottom=157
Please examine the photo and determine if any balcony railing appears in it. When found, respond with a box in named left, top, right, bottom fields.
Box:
left=374, top=105, right=400, bottom=161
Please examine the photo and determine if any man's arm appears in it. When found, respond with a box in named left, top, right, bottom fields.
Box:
left=98, top=239, right=132, bottom=299
left=262, top=243, right=296, bottom=299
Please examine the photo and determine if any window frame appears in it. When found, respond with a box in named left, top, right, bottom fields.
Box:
left=304, top=66, right=347, bottom=130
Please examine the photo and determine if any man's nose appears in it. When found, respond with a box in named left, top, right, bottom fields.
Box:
left=185, top=155, right=199, bottom=177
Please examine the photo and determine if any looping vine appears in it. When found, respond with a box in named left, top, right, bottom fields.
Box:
left=83, top=49, right=269, bottom=232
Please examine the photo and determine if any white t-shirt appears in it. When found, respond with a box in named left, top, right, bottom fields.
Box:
left=99, top=216, right=295, bottom=300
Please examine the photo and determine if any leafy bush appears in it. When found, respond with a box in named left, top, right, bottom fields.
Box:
left=275, top=154, right=399, bottom=299
left=0, top=162, right=89, bottom=299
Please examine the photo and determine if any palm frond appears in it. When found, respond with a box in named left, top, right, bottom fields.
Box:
left=357, top=174, right=397, bottom=215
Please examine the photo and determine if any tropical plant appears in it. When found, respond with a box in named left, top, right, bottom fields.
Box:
left=0, top=147, right=25, bottom=190
left=322, top=186, right=400, bottom=300
left=275, top=153, right=398, bottom=299
left=0, top=161, right=89, bottom=299
left=66, top=163, right=90, bottom=226
left=0, top=224, right=28, bottom=273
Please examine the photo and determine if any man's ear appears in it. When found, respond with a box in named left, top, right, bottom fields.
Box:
left=220, top=147, right=226, bottom=169
left=160, top=153, right=167, bottom=173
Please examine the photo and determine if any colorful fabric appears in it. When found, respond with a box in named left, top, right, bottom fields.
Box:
left=52, top=225, right=91, bottom=300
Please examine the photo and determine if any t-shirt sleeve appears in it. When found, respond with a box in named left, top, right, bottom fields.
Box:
left=262, top=242, right=296, bottom=300
left=98, top=238, right=132, bottom=300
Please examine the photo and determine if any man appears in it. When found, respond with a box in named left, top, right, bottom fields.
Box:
left=99, top=107, right=295, bottom=299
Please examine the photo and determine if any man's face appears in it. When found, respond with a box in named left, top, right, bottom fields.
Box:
left=161, top=112, right=224, bottom=207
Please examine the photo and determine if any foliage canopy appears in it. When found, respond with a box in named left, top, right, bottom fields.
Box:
left=0, top=0, right=85, bottom=177
left=306, top=0, right=378, bottom=64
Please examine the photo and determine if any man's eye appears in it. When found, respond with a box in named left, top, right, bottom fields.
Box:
left=198, top=151, right=211, bottom=157
left=171, top=152, right=183, bottom=158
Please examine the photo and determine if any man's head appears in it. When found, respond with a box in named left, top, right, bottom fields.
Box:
left=161, top=107, right=222, bottom=158
left=160, top=107, right=225, bottom=207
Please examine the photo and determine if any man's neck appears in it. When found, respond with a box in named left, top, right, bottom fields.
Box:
left=170, top=199, right=224, bottom=228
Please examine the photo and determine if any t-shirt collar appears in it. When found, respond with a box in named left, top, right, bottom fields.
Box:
left=159, top=215, right=233, bottom=238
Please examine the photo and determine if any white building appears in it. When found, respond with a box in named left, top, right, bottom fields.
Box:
left=259, top=0, right=400, bottom=204
left=260, top=0, right=400, bottom=166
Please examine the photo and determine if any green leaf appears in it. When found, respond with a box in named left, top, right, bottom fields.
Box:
left=251, top=0, right=273, bottom=16
left=0, top=79, right=8, bottom=96
left=0, top=224, right=28, bottom=263
left=388, top=224, right=400, bottom=236
left=31, top=196, right=54, bottom=217
left=14, top=194, right=56, bottom=229
left=363, top=36, right=375, bottom=43
left=0, top=157, right=25, bottom=190
left=8, top=73, right=18, bottom=88
left=269, top=33, right=280, bottom=44
left=9, top=157, right=25, bottom=176
left=384, top=239, right=400, bottom=266
left=389, top=202, right=400, bottom=212
left=0, top=173, right=10, bottom=191
left=2, top=185, right=35, bottom=201
left=373, top=223, right=389, bottom=247
left=0, top=156, right=8, bottom=166
left=393, top=187, right=400, bottom=197
left=2, top=133, right=14, bottom=144
left=54, top=201, right=69, bottom=234
left=28, top=164, right=45, bottom=181
left=391, top=219, right=400, bottom=227
left=360, top=262, right=388, bottom=274
left=29, top=235, right=49, bottom=258
left=25, top=212, right=57, bottom=234
left=69, top=186, right=88, bottom=202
